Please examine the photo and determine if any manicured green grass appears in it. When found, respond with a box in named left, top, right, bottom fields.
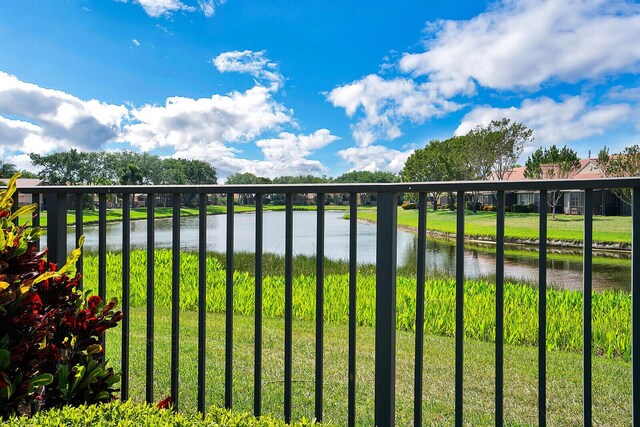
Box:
left=102, top=307, right=631, bottom=426
left=355, top=208, right=632, bottom=245
left=81, top=250, right=632, bottom=360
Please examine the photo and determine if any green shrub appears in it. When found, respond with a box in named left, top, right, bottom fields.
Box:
left=0, top=174, right=122, bottom=418
left=512, top=204, right=533, bottom=213
left=6, top=400, right=326, bottom=426
left=401, top=203, right=417, bottom=210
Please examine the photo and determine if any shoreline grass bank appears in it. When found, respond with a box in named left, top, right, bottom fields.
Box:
left=355, top=208, right=632, bottom=248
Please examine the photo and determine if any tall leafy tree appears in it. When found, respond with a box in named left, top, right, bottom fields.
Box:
left=119, top=164, right=144, bottom=185
left=181, top=159, right=218, bottom=185
left=524, top=145, right=581, bottom=218
left=30, top=149, right=95, bottom=185
left=0, top=161, right=18, bottom=178
left=597, top=144, right=640, bottom=206
left=484, top=118, right=533, bottom=181
left=464, top=118, right=533, bottom=210
left=402, top=137, right=469, bottom=210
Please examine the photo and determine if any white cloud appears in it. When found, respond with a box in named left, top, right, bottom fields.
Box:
left=0, top=71, right=128, bottom=155
left=213, top=50, right=284, bottom=91
left=0, top=67, right=345, bottom=179
left=123, top=85, right=292, bottom=153
left=328, top=74, right=460, bottom=146
left=338, top=144, right=413, bottom=173
left=5, top=154, right=35, bottom=173
left=455, top=95, right=631, bottom=146
left=607, top=85, right=640, bottom=102
left=171, top=129, right=339, bottom=178
left=400, top=0, right=640, bottom=95
left=198, top=0, right=224, bottom=17
left=132, top=39, right=141, bottom=46
left=116, top=0, right=225, bottom=18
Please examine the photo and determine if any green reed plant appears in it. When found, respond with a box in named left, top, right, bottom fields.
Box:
left=81, top=249, right=631, bottom=361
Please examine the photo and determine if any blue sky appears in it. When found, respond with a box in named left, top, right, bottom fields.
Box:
left=0, top=0, right=639, bottom=180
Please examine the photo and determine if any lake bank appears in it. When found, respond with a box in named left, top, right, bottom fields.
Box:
left=352, top=208, right=632, bottom=250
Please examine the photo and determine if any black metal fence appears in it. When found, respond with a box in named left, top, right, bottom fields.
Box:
left=17, top=178, right=640, bottom=426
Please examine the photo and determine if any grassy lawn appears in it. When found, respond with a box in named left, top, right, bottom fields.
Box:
left=105, top=307, right=631, bottom=426
left=356, top=208, right=632, bottom=246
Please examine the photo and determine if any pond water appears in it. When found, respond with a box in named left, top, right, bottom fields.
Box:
left=43, top=210, right=631, bottom=292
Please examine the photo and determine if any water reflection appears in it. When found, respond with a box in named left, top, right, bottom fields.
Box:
left=44, top=210, right=631, bottom=292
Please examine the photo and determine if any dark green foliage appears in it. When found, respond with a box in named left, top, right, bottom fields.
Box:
left=29, top=150, right=217, bottom=186
left=512, top=204, right=533, bottom=213
left=0, top=175, right=122, bottom=418
left=271, top=175, right=329, bottom=184
left=0, top=162, right=18, bottom=179
left=6, top=400, right=327, bottom=426
left=333, top=170, right=399, bottom=183
left=225, top=172, right=272, bottom=184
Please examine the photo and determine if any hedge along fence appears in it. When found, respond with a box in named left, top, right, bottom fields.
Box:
left=6, top=401, right=327, bottom=426
left=82, top=249, right=632, bottom=360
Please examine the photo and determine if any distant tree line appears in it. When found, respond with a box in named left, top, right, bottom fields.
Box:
left=224, top=170, right=400, bottom=185
left=28, top=150, right=217, bottom=186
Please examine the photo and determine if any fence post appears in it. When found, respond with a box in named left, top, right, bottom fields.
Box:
left=47, top=193, right=67, bottom=266
left=375, top=192, right=397, bottom=427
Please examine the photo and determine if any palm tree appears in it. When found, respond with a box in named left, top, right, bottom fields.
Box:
left=0, top=161, right=18, bottom=178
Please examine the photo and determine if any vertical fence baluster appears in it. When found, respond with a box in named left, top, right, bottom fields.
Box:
left=226, top=193, right=234, bottom=409
left=121, top=193, right=131, bottom=401
left=315, top=193, right=325, bottom=422
left=254, top=194, right=263, bottom=417
left=455, top=191, right=465, bottom=427
left=284, top=193, right=293, bottom=423
left=348, top=192, right=357, bottom=427
left=414, top=192, right=427, bottom=426
left=374, top=192, right=397, bottom=427
left=31, top=193, right=40, bottom=251
left=538, top=189, right=547, bottom=427
left=74, top=193, right=84, bottom=290
left=583, top=189, right=593, bottom=425
left=48, top=193, right=67, bottom=266
left=495, top=190, right=505, bottom=427
left=98, top=194, right=107, bottom=356
left=633, top=188, right=640, bottom=425
left=198, top=193, right=207, bottom=413
left=146, top=193, right=155, bottom=404
left=171, top=193, right=181, bottom=411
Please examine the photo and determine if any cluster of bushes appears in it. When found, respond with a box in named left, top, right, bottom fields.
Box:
left=7, top=401, right=326, bottom=426
left=511, top=204, right=535, bottom=213
left=0, top=175, right=122, bottom=419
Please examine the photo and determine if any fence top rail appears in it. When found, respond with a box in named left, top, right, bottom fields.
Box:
left=14, top=177, right=640, bottom=195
